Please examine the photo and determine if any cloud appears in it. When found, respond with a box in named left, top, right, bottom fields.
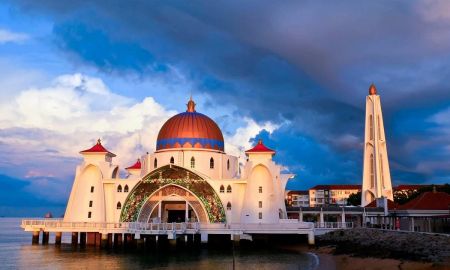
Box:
left=0, top=28, right=29, bottom=43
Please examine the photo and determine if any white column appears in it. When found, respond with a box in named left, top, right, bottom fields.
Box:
left=341, top=209, right=346, bottom=228
left=299, top=208, right=303, bottom=222
left=185, top=201, right=189, bottom=222
left=410, top=217, right=415, bottom=232
left=319, top=208, right=324, bottom=227
left=158, top=202, right=162, bottom=221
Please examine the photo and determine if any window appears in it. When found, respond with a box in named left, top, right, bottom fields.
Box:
left=369, top=115, right=373, bottom=140
left=124, top=185, right=129, bottom=193
left=89, top=201, right=93, bottom=207
left=227, top=159, right=230, bottom=170
left=220, top=185, right=225, bottom=193
left=227, top=202, right=231, bottom=210
left=258, top=201, right=262, bottom=208
left=117, top=185, right=122, bottom=192
left=116, top=202, right=122, bottom=210
left=258, top=186, right=262, bottom=193
left=154, top=158, right=157, bottom=168
left=90, top=186, right=94, bottom=193
left=210, top=157, right=214, bottom=169
left=88, top=212, right=92, bottom=218
left=227, top=185, right=232, bottom=193
left=190, top=157, right=195, bottom=168
left=370, top=154, right=375, bottom=188
left=258, top=212, right=262, bottom=219
left=170, top=157, right=174, bottom=164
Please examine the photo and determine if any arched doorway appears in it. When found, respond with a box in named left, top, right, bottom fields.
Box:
left=136, top=184, right=209, bottom=223
left=120, top=164, right=226, bottom=223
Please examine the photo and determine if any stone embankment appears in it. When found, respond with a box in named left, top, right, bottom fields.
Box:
left=317, top=228, right=450, bottom=263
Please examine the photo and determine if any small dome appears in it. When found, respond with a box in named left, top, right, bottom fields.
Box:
left=156, top=97, right=224, bottom=152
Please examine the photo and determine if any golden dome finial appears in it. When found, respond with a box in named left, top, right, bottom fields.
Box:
left=258, top=139, right=263, bottom=145
left=187, top=95, right=196, bottom=112
left=369, top=83, right=377, bottom=95
left=97, top=138, right=101, bottom=145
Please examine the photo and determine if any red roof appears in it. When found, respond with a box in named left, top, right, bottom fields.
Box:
left=310, top=184, right=361, bottom=190
left=126, top=159, right=141, bottom=170
left=80, top=139, right=116, bottom=157
left=245, top=139, right=275, bottom=155
left=366, top=199, right=399, bottom=209
left=398, top=191, right=450, bottom=210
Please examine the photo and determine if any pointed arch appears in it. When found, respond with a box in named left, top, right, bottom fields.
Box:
left=210, top=157, right=214, bottom=169
left=117, top=185, right=122, bottom=192
left=227, top=202, right=231, bottom=210
left=227, top=185, right=232, bottom=193
left=170, top=156, right=174, bottom=164
left=190, top=156, right=195, bottom=168
left=124, top=184, right=129, bottom=193
left=154, top=158, right=158, bottom=168
left=117, top=202, right=122, bottom=209
left=227, top=159, right=230, bottom=170
left=220, top=185, right=225, bottom=193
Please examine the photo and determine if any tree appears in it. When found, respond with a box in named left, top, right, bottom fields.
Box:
left=347, top=191, right=361, bottom=206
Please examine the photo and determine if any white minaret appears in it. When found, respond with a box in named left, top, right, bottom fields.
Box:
left=361, top=84, right=393, bottom=206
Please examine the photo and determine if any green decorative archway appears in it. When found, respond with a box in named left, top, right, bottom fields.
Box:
left=120, top=164, right=226, bottom=223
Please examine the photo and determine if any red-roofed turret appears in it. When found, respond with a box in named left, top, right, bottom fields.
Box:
left=126, top=159, right=141, bottom=170
left=80, top=139, right=116, bottom=157
left=245, top=139, right=275, bottom=155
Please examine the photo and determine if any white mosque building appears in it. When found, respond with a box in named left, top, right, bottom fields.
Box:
left=63, top=97, right=293, bottom=226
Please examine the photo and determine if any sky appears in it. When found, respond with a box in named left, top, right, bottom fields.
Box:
left=1, top=1, right=450, bottom=217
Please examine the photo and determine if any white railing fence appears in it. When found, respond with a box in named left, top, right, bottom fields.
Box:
left=314, top=222, right=353, bottom=229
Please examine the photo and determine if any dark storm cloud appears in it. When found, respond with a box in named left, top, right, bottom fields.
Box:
left=8, top=0, right=450, bottom=185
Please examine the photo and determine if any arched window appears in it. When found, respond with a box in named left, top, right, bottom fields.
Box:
left=227, top=202, right=231, bottom=210
left=259, top=186, right=263, bottom=193
left=170, top=156, right=174, bottom=164
left=116, top=202, right=122, bottom=210
left=220, top=185, right=225, bottom=193
left=227, top=185, right=232, bottom=193
left=369, top=115, right=373, bottom=140
left=210, top=157, right=214, bottom=169
left=190, top=157, right=195, bottom=168
left=370, top=154, right=375, bottom=188
left=227, top=159, right=230, bottom=171
left=124, top=185, right=129, bottom=193
left=117, top=185, right=122, bottom=192
left=154, top=158, right=158, bottom=168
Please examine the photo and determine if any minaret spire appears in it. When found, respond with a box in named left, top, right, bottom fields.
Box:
left=187, top=95, right=196, bottom=112
left=361, top=84, right=393, bottom=206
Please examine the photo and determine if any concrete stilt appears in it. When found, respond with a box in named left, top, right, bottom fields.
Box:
left=71, top=232, right=78, bottom=245
left=232, top=234, right=240, bottom=247
left=136, top=238, right=145, bottom=250
left=42, top=232, right=50, bottom=245
left=32, top=231, right=40, bottom=245
left=114, top=233, right=123, bottom=248
left=108, top=233, right=113, bottom=248
left=55, top=232, right=62, bottom=245
left=100, top=233, right=108, bottom=249
left=201, top=233, right=208, bottom=244
left=308, top=232, right=315, bottom=245
left=79, top=232, right=86, bottom=247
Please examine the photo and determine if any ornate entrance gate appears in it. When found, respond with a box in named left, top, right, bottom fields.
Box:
left=120, top=165, right=226, bottom=223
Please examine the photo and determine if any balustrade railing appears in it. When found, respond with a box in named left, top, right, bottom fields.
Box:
left=314, top=222, right=353, bottom=229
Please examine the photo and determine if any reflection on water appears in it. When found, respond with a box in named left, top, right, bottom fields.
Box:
left=0, top=218, right=318, bottom=270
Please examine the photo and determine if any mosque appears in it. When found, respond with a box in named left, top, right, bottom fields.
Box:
left=63, top=97, right=293, bottom=226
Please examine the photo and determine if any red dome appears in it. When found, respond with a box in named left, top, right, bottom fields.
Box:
left=156, top=97, right=224, bottom=152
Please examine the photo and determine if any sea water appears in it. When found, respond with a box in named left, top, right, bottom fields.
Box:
left=0, top=218, right=319, bottom=270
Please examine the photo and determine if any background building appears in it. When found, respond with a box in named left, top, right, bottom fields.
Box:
left=309, top=185, right=361, bottom=207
